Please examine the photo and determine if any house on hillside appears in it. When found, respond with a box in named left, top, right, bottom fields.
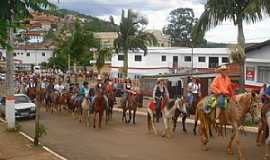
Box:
left=111, top=47, right=230, bottom=79
left=94, top=32, right=118, bottom=48
left=0, top=43, right=54, bottom=71
left=245, top=40, right=270, bottom=87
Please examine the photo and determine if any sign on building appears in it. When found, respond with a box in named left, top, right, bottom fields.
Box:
left=246, top=66, right=255, bottom=81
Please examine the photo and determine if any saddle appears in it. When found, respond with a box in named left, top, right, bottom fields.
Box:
left=203, top=95, right=229, bottom=114
left=148, top=99, right=165, bottom=111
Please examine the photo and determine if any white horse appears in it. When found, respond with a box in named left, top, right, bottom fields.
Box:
left=147, top=97, right=187, bottom=138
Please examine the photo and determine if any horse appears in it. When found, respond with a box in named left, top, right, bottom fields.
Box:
left=196, top=92, right=256, bottom=160
left=147, top=97, right=187, bottom=138
left=92, top=92, right=105, bottom=128
left=122, top=92, right=143, bottom=124
left=81, top=97, right=91, bottom=127
left=27, top=87, right=36, bottom=101
left=106, top=91, right=115, bottom=122
left=172, top=97, right=189, bottom=133
left=54, top=91, right=71, bottom=112
left=255, top=101, right=270, bottom=159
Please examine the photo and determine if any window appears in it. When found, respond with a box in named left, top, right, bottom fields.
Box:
left=198, top=56, right=205, bottom=62
left=21, top=52, right=23, bottom=55
left=135, top=55, right=142, bottom=62
left=118, top=55, right=124, bottom=61
left=258, top=66, right=270, bottom=83
left=161, top=55, right=166, bottom=62
left=184, top=56, right=191, bottom=62
left=13, top=53, right=16, bottom=57
left=17, top=52, right=20, bottom=55
left=42, top=52, right=46, bottom=56
left=26, top=52, right=30, bottom=56
left=222, top=57, right=229, bottom=63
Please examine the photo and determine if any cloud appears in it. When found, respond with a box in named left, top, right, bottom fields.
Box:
left=51, top=0, right=270, bottom=43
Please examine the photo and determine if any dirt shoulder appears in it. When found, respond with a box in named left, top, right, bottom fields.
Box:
left=0, top=122, right=59, bottom=160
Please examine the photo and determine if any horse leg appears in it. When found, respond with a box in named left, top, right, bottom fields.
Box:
left=128, top=109, right=131, bottom=123
left=99, top=111, right=103, bottom=128
left=148, top=108, right=157, bottom=135
left=133, top=109, right=136, bottom=124
left=199, top=113, right=209, bottom=151
left=93, top=112, right=96, bottom=128
left=226, top=122, right=237, bottom=155
left=257, top=122, right=264, bottom=147
left=147, top=111, right=152, bottom=131
left=173, top=109, right=179, bottom=132
left=182, top=114, right=187, bottom=133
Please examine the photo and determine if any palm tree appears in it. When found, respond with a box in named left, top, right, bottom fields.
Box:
left=192, top=0, right=270, bottom=89
left=95, top=48, right=113, bottom=74
left=114, top=9, right=157, bottom=78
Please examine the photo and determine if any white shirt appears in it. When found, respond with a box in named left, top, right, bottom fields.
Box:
left=188, top=82, right=199, bottom=94
left=54, top=84, right=65, bottom=92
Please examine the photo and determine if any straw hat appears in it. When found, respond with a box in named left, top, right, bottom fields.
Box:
left=215, top=65, right=228, bottom=72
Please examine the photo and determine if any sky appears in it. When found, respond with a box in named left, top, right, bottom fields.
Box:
left=51, top=0, right=270, bottom=43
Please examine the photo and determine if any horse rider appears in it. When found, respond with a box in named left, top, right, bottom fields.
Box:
left=210, top=65, right=234, bottom=123
left=54, top=81, right=65, bottom=94
left=152, top=77, right=169, bottom=122
left=187, top=77, right=201, bottom=113
left=92, top=75, right=109, bottom=111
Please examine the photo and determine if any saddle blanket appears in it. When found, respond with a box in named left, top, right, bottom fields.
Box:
left=148, top=99, right=165, bottom=111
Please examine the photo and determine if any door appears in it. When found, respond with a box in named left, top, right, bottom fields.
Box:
left=208, top=57, right=219, bottom=68
left=173, top=56, right=178, bottom=68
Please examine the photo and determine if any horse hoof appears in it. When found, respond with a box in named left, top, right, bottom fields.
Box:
left=202, top=145, right=208, bottom=151
left=256, top=143, right=262, bottom=147
left=227, top=148, right=233, bottom=155
left=183, top=129, right=187, bottom=133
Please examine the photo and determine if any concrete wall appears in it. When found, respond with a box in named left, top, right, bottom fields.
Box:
left=0, top=48, right=53, bottom=65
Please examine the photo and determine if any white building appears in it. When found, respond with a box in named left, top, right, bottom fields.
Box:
left=245, top=40, right=270, bottom=87
left=0, top=44, right=53, bottom=70
left=111, top=47, right=230, bottom=78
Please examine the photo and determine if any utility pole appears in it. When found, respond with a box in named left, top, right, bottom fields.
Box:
left=5, top=4, right=15, bottom=130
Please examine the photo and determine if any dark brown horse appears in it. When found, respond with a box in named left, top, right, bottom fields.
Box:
left=122, top=92, right=143, bottom=124
left=92, top=92, right=105, bottom=128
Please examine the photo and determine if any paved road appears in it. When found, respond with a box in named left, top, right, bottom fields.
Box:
left=19, top=109, right=264, bottom=160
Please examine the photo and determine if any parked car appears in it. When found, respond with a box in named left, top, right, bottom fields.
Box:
left=0, top=94, right=36, bottom=119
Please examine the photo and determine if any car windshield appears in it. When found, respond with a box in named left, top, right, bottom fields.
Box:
left=15, top=96, right=30, bottom=104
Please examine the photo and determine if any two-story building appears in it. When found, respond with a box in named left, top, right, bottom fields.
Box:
left=0, top=43, right=54, bottom=71
left=111, top=47, right=229, bottom=78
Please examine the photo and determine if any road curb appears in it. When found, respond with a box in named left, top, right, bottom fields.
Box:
left=113, top=108, right=258, bottom=133
left=0, top=117, right=68, bottom=160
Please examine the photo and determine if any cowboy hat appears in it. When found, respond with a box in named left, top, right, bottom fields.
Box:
left=215, top=65, right=228, bottom=72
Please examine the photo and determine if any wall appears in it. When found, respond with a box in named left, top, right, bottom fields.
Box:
left=0, top=48, right=53, bottom=65
left=111, top=47, right=229, bottom=78
left=245, top=45, right=270, bottom=86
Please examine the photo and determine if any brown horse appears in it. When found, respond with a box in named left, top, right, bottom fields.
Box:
left=196, top=92, right=256, bottom=160
left=92, top=92, right=105, bottom=128
left=81, top=97, right=90, bottom=127
left=55, top=92, right=71, bottom=112
left=122, top=92, right=143, bottom=124
left=27, top=87, right=36, bottom=101
left=106, top=91, right=115, bottom=123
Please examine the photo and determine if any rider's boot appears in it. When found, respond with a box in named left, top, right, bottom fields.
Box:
left=156, top=107, right=160, bottom=123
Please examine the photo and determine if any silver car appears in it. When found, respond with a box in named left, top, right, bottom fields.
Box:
left=0, top=94, right=36, bottom=119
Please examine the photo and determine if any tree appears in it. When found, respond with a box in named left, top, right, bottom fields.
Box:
left=163, top=8, right=197, bottom=47
left=51, top=19, right=98, bottom=72
left=95, top=48, right=112, bottom=74
left=0, top=0, right=55, bottom=142
left=192, top=0, right=270, bottom=89
left=114, top=9, right=157, bottom=77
